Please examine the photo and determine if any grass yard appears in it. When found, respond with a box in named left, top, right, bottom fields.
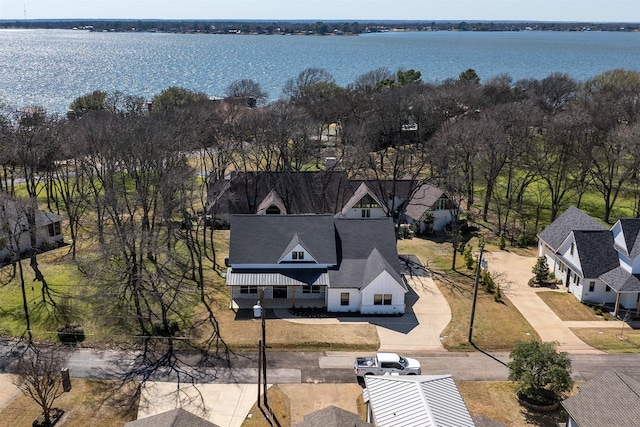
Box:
left=398, top=236, right=539, bottom=351
left=571, top=327, right=640, bottom=353
left=535, top=291, right=603, bottom=321
left=457, top=381, right=576, bottom=427
left=0, top=378, right=138, bottom=427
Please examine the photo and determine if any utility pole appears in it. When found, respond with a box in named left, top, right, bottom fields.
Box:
left=468, top=243, right=485, bottom=343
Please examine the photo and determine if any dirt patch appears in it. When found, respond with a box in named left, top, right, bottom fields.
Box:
left=278, top=383, right=364, bottom=425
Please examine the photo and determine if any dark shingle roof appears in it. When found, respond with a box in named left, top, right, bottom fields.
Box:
left=207, top=171, right=351, bottom=217
left=229, top=215, right=337, bottom=265
left=538, top=206, right=607, bottom=251
left=123, top=408, right=220, bottom=427
left=561, top=370, right=640, bottom=427
left=573, top=230, right=619, bottom=278
left=599, top=266, right=640, bottom=292
left=617, top=218, right=640, bottom=258
left=292, top=405, right=373, bottom=427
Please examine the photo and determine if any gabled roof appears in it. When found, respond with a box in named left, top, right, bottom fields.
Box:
left=404, top=184, right=447, bottom=221
left=538, top=206, right=607, bottom=251
left=207, top=171, right=351, bottom=217
left=571, top=230, right=619, bottom=278
left=364, top=375, right=475, bottom=427
left=228, top=216, right=403, bottom=291
left=123, top=408, right=220, bottom=427
left=340, top=182, right=385, bottom=215
left=615, top=218, right=640, bottom=259
left=292, top=405, right=373, bottom=427
left=256, top=189, right=287, bottom=215
left=599, top=266, right=640, bottom=293
left=229, top=215, right=337, bottom=265
left=561, top=370, right=640, bottom=427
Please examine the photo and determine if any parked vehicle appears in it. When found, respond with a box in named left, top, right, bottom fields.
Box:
left=354, top=352, right=421, bottom=377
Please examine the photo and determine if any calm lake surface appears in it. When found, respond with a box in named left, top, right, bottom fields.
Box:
left=1, top=29, right=639, bottom=114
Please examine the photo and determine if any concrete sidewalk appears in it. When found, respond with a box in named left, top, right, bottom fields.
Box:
left=484, top=250, right=609, bottom=354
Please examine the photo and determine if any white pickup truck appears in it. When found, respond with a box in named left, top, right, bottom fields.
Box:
left=354, top=352, right=421, bottom=377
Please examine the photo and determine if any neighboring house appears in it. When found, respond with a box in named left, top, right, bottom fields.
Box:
left=207, top=171, right=454, bottom=232
left=538, top=206, right=640, bottom=316
left=363, top=374, right=476, bottom=427
left=561, top=370, right=640, bottom=427
left=292, top=405, right=373, bottom=427
left=226, top=215, right=408, bottom=314
left=123, top=408, right=220, bottom=427
left=0, top=202, right=64, bottom=262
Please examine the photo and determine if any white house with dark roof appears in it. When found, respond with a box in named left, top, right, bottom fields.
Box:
left=226, top=215, right=408, bottom=314
left=538, top=206, right=640, bottom=316
left=363, top=374, right=476, bottom=427
left=561, top=370, right=640, bottom=427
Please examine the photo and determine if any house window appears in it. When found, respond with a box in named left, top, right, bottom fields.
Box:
left=240, top=286, right=258, bottom=294
left=354, top=194, right=379, bottom=209
left=361, top=209, right=370, bottom=218
left=589, top=282, right=595, bottom=292
left=570, top=243, right=574, bottom=255
left=302, top=285, right=321, bottom=294
left=374, top=294, right=392, bottom=305
left=48, top=222, right=61, bottom=237
left=265, top=205, right=281, bottom=215
left=340, top=292, right=349, bottom=306
left=292, top=251, right=304, bottom=260
left=605, top=285, right=611, bottom=292
left=434, top=196, right=449, bottom=211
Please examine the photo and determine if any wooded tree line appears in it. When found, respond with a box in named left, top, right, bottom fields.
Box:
left=2, top=66, right=640, bottom=343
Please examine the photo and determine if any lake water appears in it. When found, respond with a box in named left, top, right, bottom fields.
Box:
left=1, top=29, right=639, bottom=115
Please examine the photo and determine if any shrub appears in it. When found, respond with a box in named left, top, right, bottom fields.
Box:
left=152, top=320, right=180, bottom=337
left=499, top=233, right=506, bottom=250
left=481, top=269, right=495, bottom=293
left=464, top=245, right=474, bottom=269
left=494, top=285, right=502, bottom=302
left=532, top=256, right=550, bottom=284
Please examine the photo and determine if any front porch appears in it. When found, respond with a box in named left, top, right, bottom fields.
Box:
left=230, top=297, right=325, bottom=310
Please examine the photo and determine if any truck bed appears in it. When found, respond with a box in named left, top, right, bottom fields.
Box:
left=355, top=357, right=378, bottom=368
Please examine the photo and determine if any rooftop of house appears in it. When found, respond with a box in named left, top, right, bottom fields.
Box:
left=561, top=370, right=640, bottom=427
left=123, top=408, right=220, bottom=427
left=292, top=405, right=373, bottom=427
left=538, top=206, right=607, bottom=251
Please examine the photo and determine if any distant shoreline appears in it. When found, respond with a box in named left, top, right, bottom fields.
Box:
left=1, top=20, right=639, bottom=35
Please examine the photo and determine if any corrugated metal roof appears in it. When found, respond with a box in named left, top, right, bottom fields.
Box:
left=226, top=269, right=329, bottom=287
left=364, top=375, right=475, bottom=427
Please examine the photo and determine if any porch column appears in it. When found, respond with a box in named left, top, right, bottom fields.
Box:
left=292, top=286, right=296, bottom=308
left=614, top=292, right=621, bottom=317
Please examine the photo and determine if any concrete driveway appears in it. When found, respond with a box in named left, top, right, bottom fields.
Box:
left=275, top=254, right=452, bottom=352
left=483, top=250, right=614, bottom=354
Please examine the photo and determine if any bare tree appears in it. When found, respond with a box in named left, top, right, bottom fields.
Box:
left=11, top=345, right=69, bottom=426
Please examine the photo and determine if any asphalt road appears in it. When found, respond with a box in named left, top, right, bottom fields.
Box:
left=2, top=340, right=640, bottom=384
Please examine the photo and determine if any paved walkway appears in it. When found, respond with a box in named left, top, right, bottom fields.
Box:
left=483, top=250, right=614, bottom=354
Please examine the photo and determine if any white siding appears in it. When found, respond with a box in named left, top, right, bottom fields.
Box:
left=360, top=271, right=406, bottom=314
left=620, top=293, right=638, bottom=310
left=557, top=234, right=583, bottom=275
left=581, top=280, right=617, bottom=305
left=432, top=209, right=451, bottom=231
left=327, top=288, right=361, bottom=312
left=343, top=207, right=387, bottom=219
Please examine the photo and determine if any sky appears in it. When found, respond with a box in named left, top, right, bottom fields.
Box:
left=0, top=0, right=639, bottom=22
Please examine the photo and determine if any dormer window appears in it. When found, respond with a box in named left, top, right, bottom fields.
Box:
left=354, top=194, right=379, bottom=209
left=570, top=243, right=574, bottom=255
left=292, top=251, right=304, bottom=260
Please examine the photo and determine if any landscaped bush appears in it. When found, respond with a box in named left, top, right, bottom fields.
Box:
left=152, top=320, right=180, bottom=337
left=57, top=324, right=85, bottom=344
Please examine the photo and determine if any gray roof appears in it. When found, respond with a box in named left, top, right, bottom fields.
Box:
left=228, top=215, right=403, bottom=291
left=123, top=408, right=220, bottom=427
left=561, top=370, right=640, bottom=427
left=538, top=206, right=607, bottom=251
left=572, top=230, right=619, bottom=278
left=404, top=183, right=446, bottom=220
left=226, top=269, right=329, bottom=287
left=229, top=215, right=337, bottom=265
left=364, top=375, right=475, bottom=427
left=599, top=266, right=640, bottom=292
left=615, top=218, right=640, bottom=258
left=207, top=171, right=351, bottom=217
left=292, top=405, right=373, bottom=427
